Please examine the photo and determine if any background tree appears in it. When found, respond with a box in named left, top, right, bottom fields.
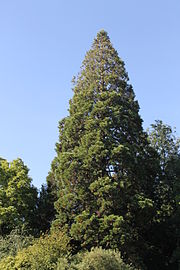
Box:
left=34, top=158, right=59, bottom=233
left=148, top=120, right=180, bottom=172
left=147, top=121, right=180, bottom=269
left=36, top=183, right=56, bottom=233
left=0, top=158, right=38, bottom=235
left=50, top=30, right=159, bottom=268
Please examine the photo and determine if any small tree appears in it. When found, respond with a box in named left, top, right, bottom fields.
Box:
left=0, top=158, right=38, bottom=235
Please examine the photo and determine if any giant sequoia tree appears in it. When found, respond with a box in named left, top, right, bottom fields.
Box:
left=50, top=31, right=158, bottom=266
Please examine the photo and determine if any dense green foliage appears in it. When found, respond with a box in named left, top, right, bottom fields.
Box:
left=0, top=31, right=180, bottom=269
left=50, top=30, right=159, bottom=268
left=0, top=158, right=54, bottom=237
left=0, top=158, right=38, bottom=235
left=0, top=231, right=70, bottom=270
left=36, top=184, right=56, bottom=232
left=147, top=121, right=180, bottom=269
left=0, top=228, right=33, bottom=260
left=56, top=247, right=137, bottom=270
left=0, top=245, right=136, bottom=270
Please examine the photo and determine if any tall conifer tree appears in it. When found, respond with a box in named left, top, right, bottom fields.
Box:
left=51, top=31, right=158, bottom=266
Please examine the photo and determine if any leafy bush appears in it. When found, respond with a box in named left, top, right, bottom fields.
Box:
left=0, top=230, right=70, bottom=270
left=0, top=236, right=138, bottom=270
left=0, top=255, right=16, bottom=270
left=0, top=228, right=33, bottom=260
left=56, top=247, right=137, bottom=270
left=76, top=248, right=136, bottom=270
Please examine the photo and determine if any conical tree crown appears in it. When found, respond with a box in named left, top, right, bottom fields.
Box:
left=56, top=30, right=146, bottom=189
left=51, top=31, right=157, bottom=263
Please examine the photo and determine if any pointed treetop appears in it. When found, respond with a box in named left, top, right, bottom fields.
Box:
left=73, top=30, right=129, bottom=98
left=96, top=29, right=109, bottom=38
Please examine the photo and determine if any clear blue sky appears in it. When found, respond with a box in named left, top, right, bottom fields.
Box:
left=0, top=1, right=179, bottom=188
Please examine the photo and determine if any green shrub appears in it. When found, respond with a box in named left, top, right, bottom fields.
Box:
left=0, top=230, right=70, bottom=270
left=0, top=240, right=138, bottom=270
left=76, top=248, right=136, bottom=270
left=0, top=255, right=16, bottom=270
left=0, top=228, right=33, bottom=260
left=16, top=231, right=70, bottom=270
left=56, top=257, right=74, bottom=270
left=56, top=247, right=137, bottom=270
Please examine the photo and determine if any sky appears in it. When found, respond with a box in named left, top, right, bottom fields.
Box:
left=0, top=1, right=179, bottom=188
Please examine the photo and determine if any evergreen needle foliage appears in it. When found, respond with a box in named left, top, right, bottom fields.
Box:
left=1, top=31, right=180, bottom=270
left=50, top=30, right=158, bottom=267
